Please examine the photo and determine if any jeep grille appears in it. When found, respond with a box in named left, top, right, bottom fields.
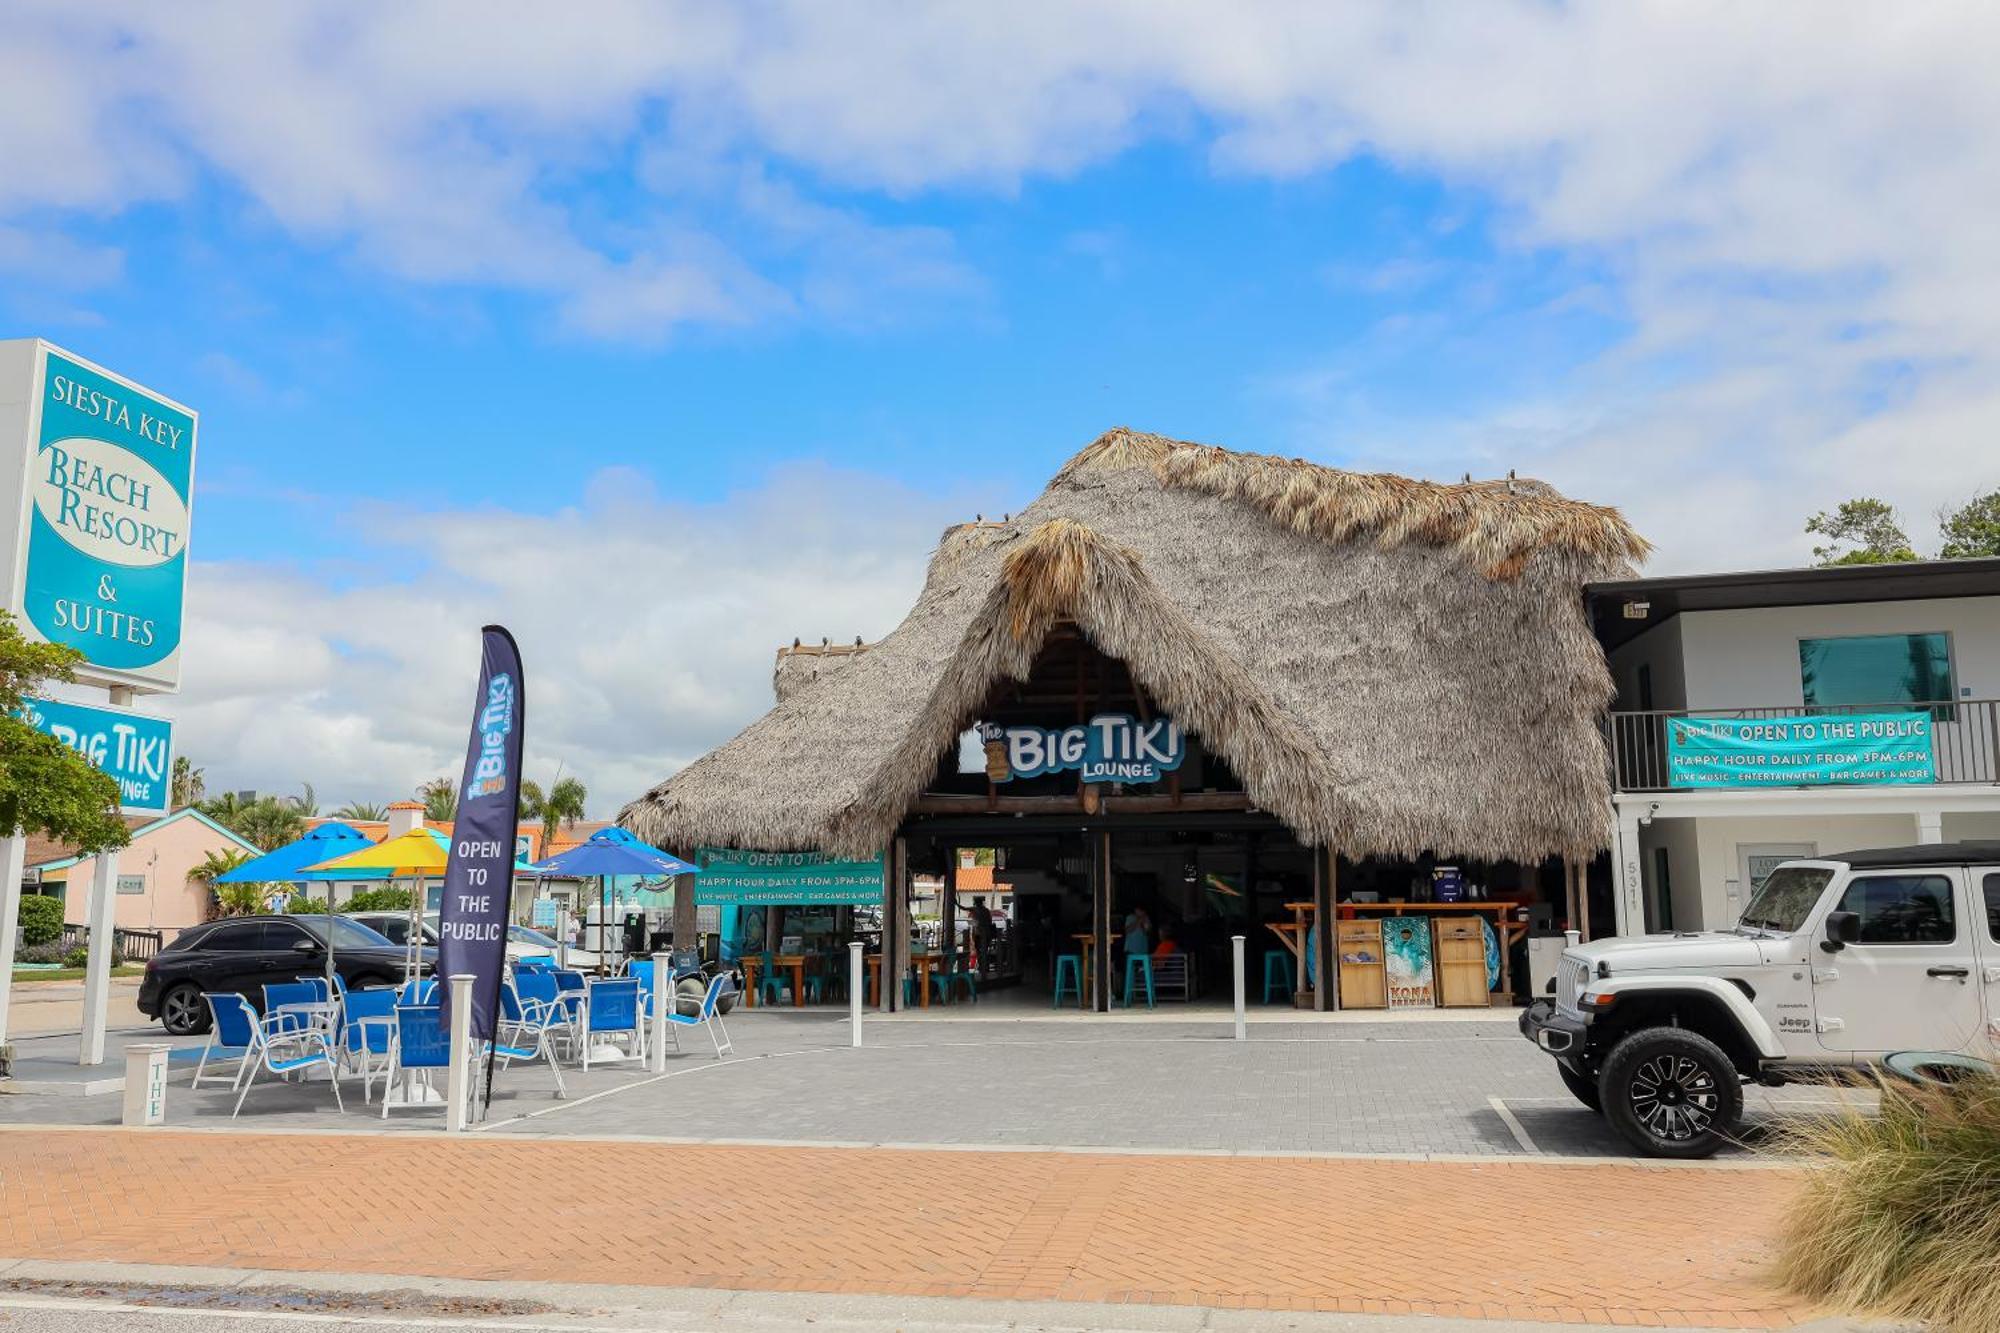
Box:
left=1556, top=955, right=1591, bottom=1020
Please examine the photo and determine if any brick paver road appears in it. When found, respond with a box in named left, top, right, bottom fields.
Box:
left=0, top=1129, right=1807, bottom=1327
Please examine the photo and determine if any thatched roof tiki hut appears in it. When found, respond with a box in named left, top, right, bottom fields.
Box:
left=624, top=429, right=1648, bottom=1011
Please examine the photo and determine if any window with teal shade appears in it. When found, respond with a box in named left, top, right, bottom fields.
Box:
left=1799, top=632, right=1955, bottom=717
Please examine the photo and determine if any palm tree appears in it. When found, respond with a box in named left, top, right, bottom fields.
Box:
left=233, top=797, right=306, bottom=852
left=197, top=790, right=253, bottom=823
left=170, top=756, right=205, bottom=809
left=333, top=800, right=387, bottom=821
left=190, top=848, right=257, bottom=919
left=520, top=771, right=587, bottom=854
left=288, top=782, right=318, bottom=816
left=417, top=776, right=458, bottom=822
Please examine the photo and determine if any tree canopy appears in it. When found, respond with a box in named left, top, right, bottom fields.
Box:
left=0, top=612, right=130, bottom=854
left=1806, top=498, right=1919, bottom=566
left=1938, top=489, right=2000, bottom=559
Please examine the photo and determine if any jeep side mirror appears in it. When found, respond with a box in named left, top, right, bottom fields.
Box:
left=1821, top=910, right=1860, bottom=952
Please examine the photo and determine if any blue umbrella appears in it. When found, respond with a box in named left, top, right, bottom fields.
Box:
left=529, top=829, right=697, bottom=969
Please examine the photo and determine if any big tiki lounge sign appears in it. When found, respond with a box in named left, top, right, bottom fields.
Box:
left=981, top=713, right=1186, bottom=784
left=0, top=340, right=197, bottom=692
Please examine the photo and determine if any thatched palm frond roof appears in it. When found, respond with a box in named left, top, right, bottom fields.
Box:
left=624, top=429, right=1646, bottom=861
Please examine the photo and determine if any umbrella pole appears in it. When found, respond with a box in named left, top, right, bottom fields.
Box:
left=599, top=874, right=608, bottom=975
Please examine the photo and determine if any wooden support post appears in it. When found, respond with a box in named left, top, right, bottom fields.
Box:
left=941, top=853, right=958, bottom=982
left=1576, top=859, right=1593, bottom=942
left=671, top=871, right=698, bottom=958
left=886, top=838, right=910, bottom=1012
left=1312, top=847, right=1337, bottom=1012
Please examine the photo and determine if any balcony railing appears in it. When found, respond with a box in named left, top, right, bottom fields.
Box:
left=1607, top=698, right=2000, bottom=793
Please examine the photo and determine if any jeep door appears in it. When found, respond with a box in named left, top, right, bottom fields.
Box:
left=1813, top=869, right=1983, bottom=1058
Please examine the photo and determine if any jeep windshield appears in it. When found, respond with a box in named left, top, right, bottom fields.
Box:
left=1735, top=865, right=1834, bottom=934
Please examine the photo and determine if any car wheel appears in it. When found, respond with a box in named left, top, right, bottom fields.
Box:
left=1557, top=1061, right=1602, bottom=1112
left=1600, top=1028, right=1743, bottom=1159
left=160, top=983, right=210, bottom=1036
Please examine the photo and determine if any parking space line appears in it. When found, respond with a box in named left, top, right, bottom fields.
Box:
left=1487, top=1096, right=1542, bottom=1155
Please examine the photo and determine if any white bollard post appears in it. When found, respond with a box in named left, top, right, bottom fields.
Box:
left=122, top=1042, right=171, bottom=1126
left=1231, top=934, right=1247, bottom=1041
left=445, top=973, right=474, bottom=1133
left=849, top=941, right=864, bottom=1048
left=79, top=848, right=120, bottom=1066
left=651, top=949, right=671, bottom=1073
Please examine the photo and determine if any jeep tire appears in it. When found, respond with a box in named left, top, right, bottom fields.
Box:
left=1557, top=1061, right=1602, bottom=1112
left=1600, top=1028, right=1744, bottom=1159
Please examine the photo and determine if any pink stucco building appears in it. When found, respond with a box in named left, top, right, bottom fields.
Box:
left=26, top=808, right=261, bottom=942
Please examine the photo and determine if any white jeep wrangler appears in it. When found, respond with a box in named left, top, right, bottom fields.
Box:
left=1520, top=840, right=2000, bottom=1157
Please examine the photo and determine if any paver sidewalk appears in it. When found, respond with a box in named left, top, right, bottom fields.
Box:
left=0, top=1129, right=1807, bottom=1327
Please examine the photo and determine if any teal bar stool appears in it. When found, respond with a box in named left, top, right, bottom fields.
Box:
left=1262, top=950, right=1295, bottom=1003
left=1121, top=953, right=1155, bottom=1009
left=1051, top=954, right=1082, bottom=1008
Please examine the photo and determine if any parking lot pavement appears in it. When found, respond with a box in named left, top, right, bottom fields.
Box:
left=0, top=1012, right=1867, bottom=1158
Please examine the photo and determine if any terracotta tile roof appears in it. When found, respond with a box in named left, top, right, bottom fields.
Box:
left=386, top=800, right=424, bottom=811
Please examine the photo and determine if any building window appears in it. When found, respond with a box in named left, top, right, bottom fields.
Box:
left=1983, top=872, right=1999, bottom=945
left=1799, top=632, right=1954, bottom=716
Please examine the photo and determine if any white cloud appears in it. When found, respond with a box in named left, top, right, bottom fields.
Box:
left=163, top=462, right=979, bottom=814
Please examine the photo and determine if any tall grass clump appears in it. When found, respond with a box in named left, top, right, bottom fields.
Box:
left=1774, top=1073, right=2000, bottom=1331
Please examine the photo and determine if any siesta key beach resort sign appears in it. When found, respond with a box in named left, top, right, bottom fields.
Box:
left=0, top=340, right=197, bottom=693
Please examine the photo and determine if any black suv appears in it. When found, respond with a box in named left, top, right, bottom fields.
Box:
left=138, top=914, right=434, bottom=1035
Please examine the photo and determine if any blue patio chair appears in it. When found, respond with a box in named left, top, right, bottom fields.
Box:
left=581, top=976, right=642, bottom=1071
left=381, top=1003, right=468, bottom=1120
left=660, top=973, right=734, bottom=1059
left=263, top=979, right=322, bottom=1039
left=496, top=981, right=567, bottom=1098
left=754, top=952, right=787, bottom=1006
left=513, top=969, right=579, bottom=1056
left=339, top=986, right=399, bottom=1104
left=398, top=977, right=439, bottom=1005
left=191, top=992, right=258, bottom=1090
left=209, top=993, right=343, bottom=1120
left=514, top=955, right=554, bottom=971
left=625, top=957, right=665, bottom=1033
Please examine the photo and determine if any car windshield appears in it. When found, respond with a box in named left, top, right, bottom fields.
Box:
left=509, top=925, right=559, bottom=947
left=295, top=916, right=397, bottom=949
left=1736, top=865, right=1835, bottom=934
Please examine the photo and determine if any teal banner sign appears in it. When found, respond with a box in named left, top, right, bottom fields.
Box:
left=20, top=694, right=174, bottom=814
left=13, top=344, right=196, bottom=691
left=693, top=848, right=885, bottom=906
left=1666, top=712, right=1935, bottom=788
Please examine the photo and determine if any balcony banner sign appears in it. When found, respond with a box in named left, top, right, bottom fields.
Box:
left=1666, top=711, right=1935, bottom=788
left=438, top=625, right=526, bottom=1051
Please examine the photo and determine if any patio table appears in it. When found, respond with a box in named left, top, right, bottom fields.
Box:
left=741, top=953, right=809, bottom=1008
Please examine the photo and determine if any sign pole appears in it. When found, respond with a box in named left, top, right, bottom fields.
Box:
left=78, top=847, right=120, bottom=1066
left=0, top=835, right=24, bottom=1053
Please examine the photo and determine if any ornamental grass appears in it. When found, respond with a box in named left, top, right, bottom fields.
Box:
left=1774, top=1073, right=2000, bottom=1332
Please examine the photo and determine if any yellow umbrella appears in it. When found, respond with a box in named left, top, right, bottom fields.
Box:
left=304, top=828, right=454, bottom=982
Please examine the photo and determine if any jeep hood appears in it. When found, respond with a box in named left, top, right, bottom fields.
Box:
left=1570, top=932, right=1768, bottom=972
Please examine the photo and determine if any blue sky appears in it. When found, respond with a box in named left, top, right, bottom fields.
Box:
left=3, top=3, right=1994, bottom=810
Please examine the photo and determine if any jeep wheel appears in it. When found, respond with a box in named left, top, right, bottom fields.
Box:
left=1557, top=1061, right=1602, bottom=1111
left=1601, top=1029, right=1743, bottom=1159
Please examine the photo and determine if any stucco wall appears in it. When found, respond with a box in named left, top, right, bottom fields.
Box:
left=1675, top=594, right=2000, bottom=710
left=60, top=815, right=256, bottom=939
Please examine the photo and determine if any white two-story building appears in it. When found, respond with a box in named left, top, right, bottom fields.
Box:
left=1591, top=557, right=2000, bottom=936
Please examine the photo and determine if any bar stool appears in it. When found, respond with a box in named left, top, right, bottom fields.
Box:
left=1262, top=950, right=1295, bottom=1004
left=1051, top=954, right=1082, bottom=1008
left=1121, top=953, right=1155, bottom=1009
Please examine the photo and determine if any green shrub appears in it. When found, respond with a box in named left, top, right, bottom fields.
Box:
left=344, top=886, right=413, bottom=913
left=60, top=946, right=90, bottom=969
left=1775, top=1073, right=2000, bottom=1331
left=16, top=940, right=68, bottom=965
left=16, top=894, right=63, bottom=948
left=286, top=894, right=330, bottom=914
